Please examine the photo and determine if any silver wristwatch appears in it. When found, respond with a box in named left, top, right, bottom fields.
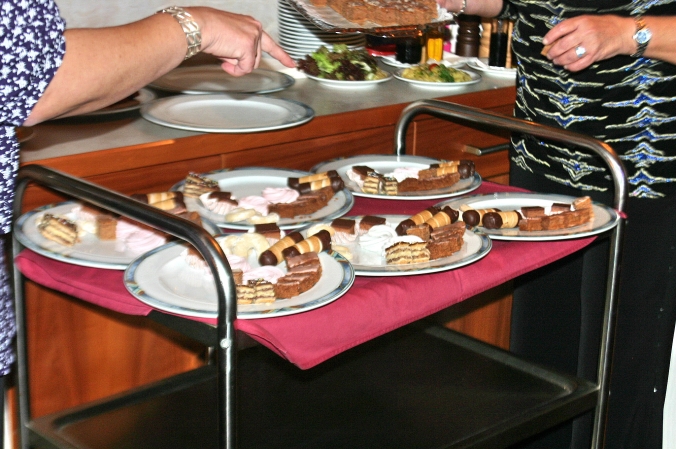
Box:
left=631, top=16, right=652, bottom=58
left=158, top=6, right=202, bottom=60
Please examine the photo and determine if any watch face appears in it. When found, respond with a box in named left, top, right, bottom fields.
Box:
left=636, top=28, right=652, bottom=45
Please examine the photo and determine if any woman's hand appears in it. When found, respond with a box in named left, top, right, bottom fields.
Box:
left=542, top=15, right=635, bottom=71
left=191, top=7, right=295, bottom=75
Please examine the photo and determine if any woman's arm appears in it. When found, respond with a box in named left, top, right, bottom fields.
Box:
left=543, top=15, right=676, bottom=71
left=435, top=0, right=504, bottom=19
left=24, top=7, right=294, bottom=126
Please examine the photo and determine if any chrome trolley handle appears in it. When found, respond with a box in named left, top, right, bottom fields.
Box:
left=11, top=165, right=237, bottom=449
left=393, top=99, right=627, bottom=449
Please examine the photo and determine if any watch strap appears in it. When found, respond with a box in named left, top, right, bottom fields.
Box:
left=158, top=6, right=202, bottom=60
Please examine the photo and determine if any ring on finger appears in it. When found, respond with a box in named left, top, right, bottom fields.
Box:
left=575, top=45, right=587, bottom=58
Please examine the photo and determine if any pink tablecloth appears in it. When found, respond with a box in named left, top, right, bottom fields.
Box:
left=15, top=182, right=595, bottom=369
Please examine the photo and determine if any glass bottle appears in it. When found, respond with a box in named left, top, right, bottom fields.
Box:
left=395, top=32, right=423, bottom=64
left=426, top=23, right=444, bottom=61
left=488, top=18, right=509, bottom=67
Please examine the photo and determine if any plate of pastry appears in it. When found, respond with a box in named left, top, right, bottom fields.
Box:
left=149, top=66, right=295, bottom=94
left=300, top=213, right=491, bottom=276
left=438, top=192, right=620, bottom=241
left=14, top=201, right=221, bottom=270
left=171, top=167, right=355, bottom=231
left=124, top=232, right=354, bottom=319
left=311, top=154, right=481, bottom=200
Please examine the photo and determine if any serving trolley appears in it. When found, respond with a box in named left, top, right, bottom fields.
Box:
left=12, top=100, right=626, bottom=449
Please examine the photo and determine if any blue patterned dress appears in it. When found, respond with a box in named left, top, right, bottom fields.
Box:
left=508, top=0, right=676, bottom=198
left=0, top=0, right=66, bottom=375
left=500, top=1, right=676, bottom=448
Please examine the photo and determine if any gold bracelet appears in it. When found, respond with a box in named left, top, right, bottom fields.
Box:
left=158, top=6, right=202, bottom=60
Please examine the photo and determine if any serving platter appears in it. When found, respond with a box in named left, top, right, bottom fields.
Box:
left=124, top=235, right=354, bottom=319
left=172, top=167, right=354, bottom=230
left=438, top=192, right=620, bottom=241
left=311, top=154, right=481, bottom=200
left=302, top=215, right=491, bottom=276
left=149, top=66, right=295, bottom=94
left=15, top=201, right=220, bottom=270
left=140, top=94, right=314, bottom=133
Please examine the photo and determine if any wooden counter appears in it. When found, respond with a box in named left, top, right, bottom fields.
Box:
left=16, top=82, right=516, bottom=421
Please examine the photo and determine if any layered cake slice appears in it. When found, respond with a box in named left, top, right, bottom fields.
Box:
left=38, top=214, right=79, bottom=246
left=183, top=173, right=219, bottom=198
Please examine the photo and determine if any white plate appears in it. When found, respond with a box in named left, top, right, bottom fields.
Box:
left=311, top=154, right=482, bottom=200
left=465, top=58, right=517, bottom=78
left=305, top=215, right=491, bottom=276
left=149, top=67, right=295, bottom=94
left=141, top=94, right=314, bottom=133
left=438, top=192, right=620, bottom=241
left=172, top=167, right=355, bottom=230
left=15, top=201, right=221, bottom=270
left=124, top=236, right=354, bottom=319
left=304, top=72, right=392, bottom=88
left=393, top=68, right=481, bottom=88
left=83, top=88, right=156, bottom=116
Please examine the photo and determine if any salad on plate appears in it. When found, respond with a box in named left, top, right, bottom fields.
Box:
left=400, top=63, right=472, bottom=83
left=297, top=45, right=390, bottom=81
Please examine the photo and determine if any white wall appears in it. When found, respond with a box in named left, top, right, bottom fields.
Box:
left=55, top=0, right=279, bottom=39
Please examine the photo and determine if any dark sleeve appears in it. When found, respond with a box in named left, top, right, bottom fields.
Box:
left=496, top=0, right=518, bottom=20
left=0, top=0, right=66, bottom=127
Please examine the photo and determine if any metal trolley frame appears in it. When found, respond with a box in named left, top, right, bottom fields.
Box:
left=11, top=100, right=626, bottom=449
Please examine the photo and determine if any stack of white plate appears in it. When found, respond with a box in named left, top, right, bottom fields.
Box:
left=278, top=0, right=365, bottom=60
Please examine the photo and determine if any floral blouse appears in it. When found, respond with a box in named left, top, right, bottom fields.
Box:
left=0, top=0, right=65, bottom=374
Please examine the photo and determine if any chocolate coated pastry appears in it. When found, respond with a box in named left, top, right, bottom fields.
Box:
left=441, top=206, right=459, bottom=223
left=463, top=210, right=481, bottom=227
left=287, top=177, right=300, bottom=190
left=207, top=191, right=231, bottom=201
left=458, top=160, right=475, bottom=178
left=482, top=211, right=522, bottom=229
left=295, top=176, right=344, bottom=194
left=329, top=175, right=345, bottom=191
left=281, top=246, right=301, bottom=259
left=482, top=212, right=503, bottom=229
left=351, top=165, right=374, bottom=179
left=282, top=229, right=332, bottom=258
left=426, top=210, right=454, bottom=228
left=259, top=231, right=304, bottom=266
left=395, top=218, right=415, bottom=235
